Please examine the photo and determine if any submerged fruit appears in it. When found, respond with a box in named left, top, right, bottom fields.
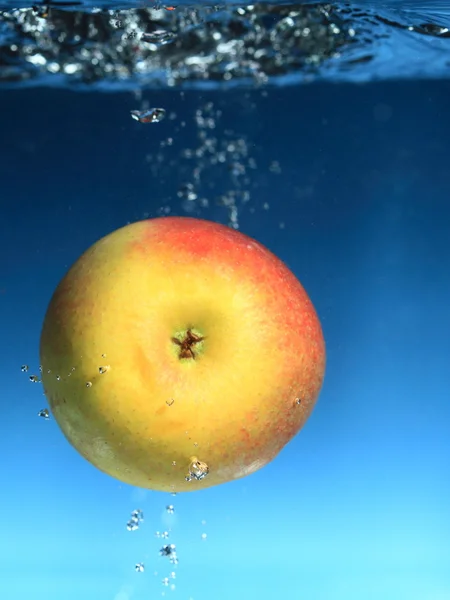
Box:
left=40, top=217, right=325, bottom=492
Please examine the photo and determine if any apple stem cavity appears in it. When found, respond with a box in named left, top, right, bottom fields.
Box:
left=171, top=328, right=205, bottom=360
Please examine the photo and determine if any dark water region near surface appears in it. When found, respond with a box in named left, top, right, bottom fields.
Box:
left=0, top=0, right=450, bottom=90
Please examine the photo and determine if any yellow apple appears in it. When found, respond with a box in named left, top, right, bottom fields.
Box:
left=40, top=217, right=325, bottom=492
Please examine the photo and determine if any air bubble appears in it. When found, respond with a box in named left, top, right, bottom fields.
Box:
left=99, top=366, right=110, bottom=374
left=135, top=563, right=145, bottom=572
left=155, top=531, right=169, bottom=539
left=21, top=365, right=29, bottom=372
left=185, top=457, right=209, bottom=482
left=86, top=381, right=92, bottom=388
left=161, top=542, right=174, bottom=554
left=126, top=508, right=144, bottom=531
left=131, top=108, right=166, bottom=124
left=166, top=505, right=174, bottom=514
left=177, top=182, right=197, bottom=202
left=159, top=544, right=176, bottom=558
left=131, top=509, right=144, bottom=521
left=269, top=160, right=282, bottom=174
left=38, top=408, right=49, bottom=419
left=141, top=30, right=176, bottom=46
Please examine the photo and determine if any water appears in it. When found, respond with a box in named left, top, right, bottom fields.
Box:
left=1, top=1, right=450, bottom=600
left=0, top=1, right=450, bottom=88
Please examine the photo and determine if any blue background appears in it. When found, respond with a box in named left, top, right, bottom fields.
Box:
left=1, top=81, right=449, bottom=600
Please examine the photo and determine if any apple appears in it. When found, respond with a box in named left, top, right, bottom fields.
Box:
left=40, top=217, right=325, bottom=492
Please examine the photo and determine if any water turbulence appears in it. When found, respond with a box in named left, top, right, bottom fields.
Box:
left=0, top=2, right=449, bottom=89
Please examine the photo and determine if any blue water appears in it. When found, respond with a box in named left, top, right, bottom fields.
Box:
left=1, top=45, right=450, bottom=600
left=1, top=2, right=450, bottom=88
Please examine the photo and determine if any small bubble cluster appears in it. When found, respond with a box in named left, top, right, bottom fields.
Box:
left=127, top=508, right=144, bottom=531
left=159, top=544, right=178, bottom=565
left=269, top=160, right=282, bottom=174
left=177, top=182, right=197, bottom=202
left=155, top=530, right=169, bottom=539
left=178, top=103, right=254, bottom=229
left=135, top=563, right=145, bottom=572
left=150, top=100, right=265, bottom=229
left=162, top=575, right=176, bottom=590
left=200, top=519, right=207, bottom=540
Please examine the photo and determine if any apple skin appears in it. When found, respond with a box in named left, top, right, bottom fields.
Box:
left=40, top=217, right=325, bottom=492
